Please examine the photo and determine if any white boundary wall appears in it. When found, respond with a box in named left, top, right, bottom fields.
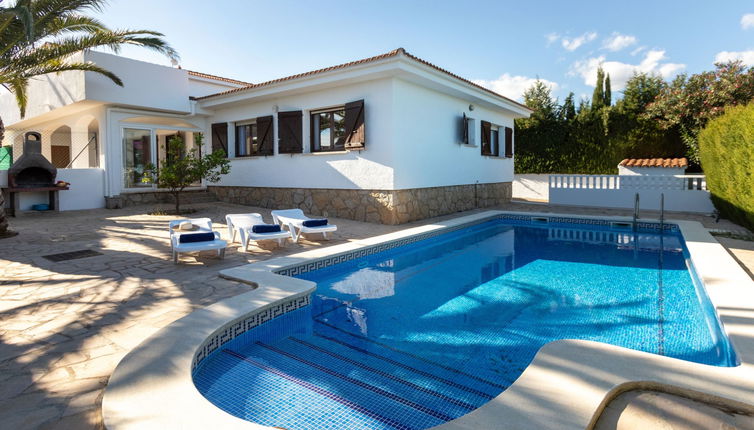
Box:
left=513, top=174, right=549, bottom=201
left=549, top=174, right=715, bottom=213
left=0, top=168, right=105, bottom=211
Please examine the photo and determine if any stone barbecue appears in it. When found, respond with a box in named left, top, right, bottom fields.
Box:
left=3, top=131, right=68, bottom=215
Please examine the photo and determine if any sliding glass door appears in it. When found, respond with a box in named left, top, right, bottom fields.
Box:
left=123, top=128, right=152, bottom=188
left=122, top=127, right=204, bottom=190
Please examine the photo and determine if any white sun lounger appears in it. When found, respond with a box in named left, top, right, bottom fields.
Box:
left=271, top=209, right=337, bottom=242
left=168, top=218, right=227, bottom=263
left=225, top=213, right=293, bottom=251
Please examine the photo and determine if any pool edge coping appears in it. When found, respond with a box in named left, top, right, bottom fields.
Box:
left=102, top=210, right=754, bottom=430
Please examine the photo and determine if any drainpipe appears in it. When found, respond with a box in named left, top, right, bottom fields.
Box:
left=104, top=107, right=111, bottom=198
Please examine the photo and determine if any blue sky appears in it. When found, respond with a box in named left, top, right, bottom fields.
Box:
left=93, top=0, right=754, bottom=103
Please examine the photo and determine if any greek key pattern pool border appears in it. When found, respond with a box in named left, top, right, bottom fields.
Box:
left=275, top=214, right=677, bottom=277
left=192, top=294, right=311, bottom=371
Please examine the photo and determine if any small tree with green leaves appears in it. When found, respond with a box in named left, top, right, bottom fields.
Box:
left=146, top=134, right=230, bottom=214
left=644, top=60, right=754, bottom=163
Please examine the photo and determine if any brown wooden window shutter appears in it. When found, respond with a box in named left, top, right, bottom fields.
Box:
left=278, top=111, right=303, bottom=154
left=211, top=123, right=228, bottom=155
left=344, top=99, right=365, bottom=149
left=481, top=121, right=492, bottom=155
left=504, top=126, right=513, bottom=158
left=256, top=115, right=274, bottom=155
left=461, top=113, right=469, bottom=144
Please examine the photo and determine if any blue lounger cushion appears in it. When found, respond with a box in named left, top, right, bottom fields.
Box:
left=251, top=224, right=282, bottom=234
left=179, top=232, right=216, bottom=243
left=302, top=219, right=328, bottom=227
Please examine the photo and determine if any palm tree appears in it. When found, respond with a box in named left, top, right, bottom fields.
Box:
left=0, top=0, right=178, bottom=235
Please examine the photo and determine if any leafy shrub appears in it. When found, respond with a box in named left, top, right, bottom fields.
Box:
left=698, top=103, right=754, bottom=231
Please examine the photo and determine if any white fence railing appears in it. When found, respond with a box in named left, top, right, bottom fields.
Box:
left=548, top=174, right=714, bottom=213
left=549, top=174, right=707, bottom=191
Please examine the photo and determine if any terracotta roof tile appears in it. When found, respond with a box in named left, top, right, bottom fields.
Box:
left=619, top=158, right=688, bottom=168
left=186, top=70, right=251, bottom=86
left=195, top=48, right=532, bottom=112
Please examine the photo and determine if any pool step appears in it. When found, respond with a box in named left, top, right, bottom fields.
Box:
left=235, top=342, right=447, bottom=429
left=280, top=337, right=483, bottom=414
left=203, top=348, right=414, bottom=430
left=314, top=319, right=510, bottom=394
left=267, top=338, right=474, bottom=419
left=308, top=332, right=496, bottom=401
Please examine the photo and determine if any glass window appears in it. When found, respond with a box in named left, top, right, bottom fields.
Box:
left=482, top=125, right=500, bottom=156
left=311, top=108, right=346, bottom=152
left=123, top=128, right=152, bottom=188
left=235, top=123, right=258, bottom=157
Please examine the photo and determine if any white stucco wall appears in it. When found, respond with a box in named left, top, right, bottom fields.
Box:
left=187, top=77, right=245, bottom=98
left=0, top=55, right=86, bottom=125
left=211, top=78, right=396, bottom=190
left=57, top=168, right=106, bottom=210
left=513, top=174, right=550, bottom=201
left=207, top=77, right=517, bottom=191
left=0, top=168, right=105, bottom=211
left=391, top=79, right=515, bottom=189
left=84, top=52, right=192, bottom=113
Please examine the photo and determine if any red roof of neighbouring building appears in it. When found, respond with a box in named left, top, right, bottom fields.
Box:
left=619, top=158, right=688, bottom=168
left=185, top=70, right=252, bottom=86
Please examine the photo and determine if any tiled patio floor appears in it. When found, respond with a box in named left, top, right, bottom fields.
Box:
left=0, top=201, right=751, bottom=429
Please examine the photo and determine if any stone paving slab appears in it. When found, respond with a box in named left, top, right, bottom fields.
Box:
left=0, top=201, right=752, bottom=429
left=594, top=390, right=754, bottom=430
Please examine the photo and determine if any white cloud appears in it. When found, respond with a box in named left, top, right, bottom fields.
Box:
left=742, top=13, right=754, bottom=29
left=715, top=49, right=754, bottom=66
left=630, top=46, right=646, bottom=56
left=545, top=32, right=560, bottom=46
left=560, top=32, right=597, bottom=51
left=473, top=74, right=559, bottom=101
left=569, top=50, right=685, bottom=90
left=602, top=32, right=637, bottom=52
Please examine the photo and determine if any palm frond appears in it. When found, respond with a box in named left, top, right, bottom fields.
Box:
left=5, top=76, right=29, bottom=117
left=42, top=14, right=108, bottom=36
left=22, top=60, right=122, bottom=85
left=0, top=0, right=32, bottom=41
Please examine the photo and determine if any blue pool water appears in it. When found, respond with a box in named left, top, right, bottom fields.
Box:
left=194, top=219, right=737, bottom=430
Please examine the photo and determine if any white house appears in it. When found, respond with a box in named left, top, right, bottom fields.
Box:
left=0, top=48, right=532, bottom=224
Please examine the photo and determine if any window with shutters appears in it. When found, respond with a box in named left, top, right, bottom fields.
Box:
left=460, top=114, right=476, bottom=146
left=480, top=120, right=500, bottom=156
left=311, top=99, right=365, bottom=152
left=278, top=111, right=303, bottom=154
left=311, top=107, right=346, bottom=152
left=235, top=123, right=257, bottom=157
left=504, top=126, right=513, bottom=158
left=210, top=123, right=228, bottom=156
left=234, top=116, right=273, bottom=157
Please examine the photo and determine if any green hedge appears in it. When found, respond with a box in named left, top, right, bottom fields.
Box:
left=698, top=103, right=754, bottom=231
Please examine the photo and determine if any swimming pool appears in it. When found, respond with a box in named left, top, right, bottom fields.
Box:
left=193, top=217, right=737, bottom=430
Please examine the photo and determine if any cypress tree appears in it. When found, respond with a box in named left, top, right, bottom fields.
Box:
left=562, top=92, right=576, bottom=121
left=604, top=73, right=612, bottom=107
left=592, top=67, right=605, bottom=110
